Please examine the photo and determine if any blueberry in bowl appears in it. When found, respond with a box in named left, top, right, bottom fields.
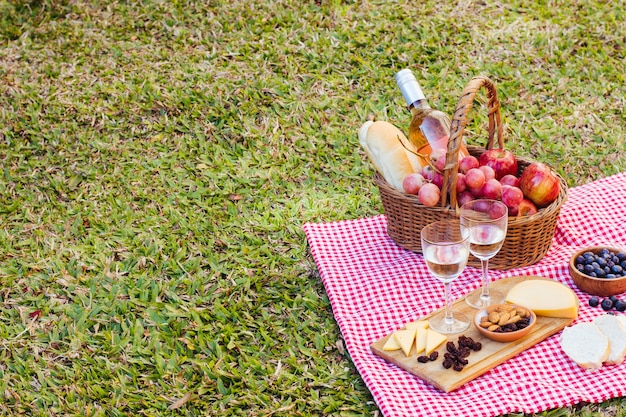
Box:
left=570, top=246, right=626, bottom=296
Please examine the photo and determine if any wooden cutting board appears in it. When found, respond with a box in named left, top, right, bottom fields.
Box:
left=370, top=275, right=576, bottom=393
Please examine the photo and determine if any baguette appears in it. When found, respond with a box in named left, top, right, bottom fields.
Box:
left=358, top=120, right=421, bottom=192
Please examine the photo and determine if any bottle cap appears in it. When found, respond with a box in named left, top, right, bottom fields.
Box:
left=394, top=69, right=426, bottom=106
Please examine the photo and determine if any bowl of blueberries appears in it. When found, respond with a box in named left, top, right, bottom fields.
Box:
left=569, top=246, right=626, bottom=296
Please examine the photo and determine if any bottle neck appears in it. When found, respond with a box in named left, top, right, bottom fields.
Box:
left=408, top=98, right=431, bottom=112
left=395, top=69, right=431, bottom=111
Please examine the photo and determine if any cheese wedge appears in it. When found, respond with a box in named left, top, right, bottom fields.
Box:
left=394, top=329, right=416, bottom=357
left=505, top=279, right=579, bottom=318
left=382, top=334, right=401, bottom=351
left=415, top=326, right=428, bottom=354
left=405, top=320, right=428, bottom=332
left=404, top=320, right=429, bottom=354
left=425, top=329, right=447, bottom=355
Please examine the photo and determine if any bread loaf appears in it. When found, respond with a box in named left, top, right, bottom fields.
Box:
left=358, top=120, right=421, bottom=192
left=560, top=322, right=609, bottom=371
left=592, top=314, right=626, bottom=365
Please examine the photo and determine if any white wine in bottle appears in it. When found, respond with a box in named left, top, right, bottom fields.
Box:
left=394, top=69, right=469, bottom=165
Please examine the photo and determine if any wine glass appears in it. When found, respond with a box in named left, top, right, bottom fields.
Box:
left=460, top=199, right=508, bottom=309
left=420, top=219, right=471, bottom=334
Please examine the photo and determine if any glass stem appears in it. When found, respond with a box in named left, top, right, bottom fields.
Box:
left=480, top=259, right=490, bottom=299
left=443, top=281, right=454, bottom=326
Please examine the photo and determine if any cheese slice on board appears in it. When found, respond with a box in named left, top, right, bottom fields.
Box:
left=404, top=320, right=429, bottom=354
left=416, top=326, right=428, bottom=354
left=425, top=329, right=447, bottom=355
left=394, top=329, right=416, bottom=357
left=382, top=334, right=401, bottom=351
left=405, top=320, right=428, bottom=332
left=505, top=279, right=579, bottom=318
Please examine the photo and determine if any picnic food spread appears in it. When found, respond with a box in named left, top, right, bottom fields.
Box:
left=303, top=170, right=626, bottom=415
left=351, top=71, right=626, bottom=393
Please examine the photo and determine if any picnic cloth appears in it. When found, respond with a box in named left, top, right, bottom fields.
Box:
left=303, top=172, right=626, bottom=417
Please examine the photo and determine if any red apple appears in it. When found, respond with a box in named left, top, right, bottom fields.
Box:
left=472, top=199, right=492, bottom=213
left=469, top=185, right=484, bottom=198
left=489, top=202, right=508, bottom=220
left=517, top=198, right=538, bottom=217
left=465, top=168, right=486, bottom=189
left=519, top=162, right=560, bottom=207
left=481, top=178, right=502, bottom=200
left=457, top=190, right=474, bottom=206
left=455, top=173, right=467, bottom=193
left=418, top=183, right=440, bottom=207
left=501, top=185, right=524, bottom=210
left=430, top=148, right=447, bottom=172
left=421, top=165, right=435, bottom=182
left=500, top=174, right=520, bottom=188
left=403, top=173, right=425, bottom=195
left=479, top=165, right=496, bottom=181
left=459, top=155, right=479, bottom=174
left=432, top=171, right=444, bottom=189
left=479, top=149, right=519, bottom=180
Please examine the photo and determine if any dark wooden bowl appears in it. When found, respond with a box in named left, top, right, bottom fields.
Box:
left=569, top=246, right=626, bottom=296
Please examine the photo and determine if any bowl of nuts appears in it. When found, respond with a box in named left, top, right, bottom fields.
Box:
left=569, top=246, right=626, bottom=296
left=474, top=304, right=536, bottom=343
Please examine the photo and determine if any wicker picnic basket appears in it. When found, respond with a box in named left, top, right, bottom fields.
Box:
left=375, top=76, right=568, bottom=270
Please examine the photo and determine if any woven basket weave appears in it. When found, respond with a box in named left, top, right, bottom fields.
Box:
left=376, top=76, right=568, bottom=270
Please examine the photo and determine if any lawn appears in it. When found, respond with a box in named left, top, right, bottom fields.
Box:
left=0, top=0, right=625, bottom=416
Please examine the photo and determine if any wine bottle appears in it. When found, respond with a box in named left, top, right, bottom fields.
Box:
left=394, top=69, right=469, bottom=165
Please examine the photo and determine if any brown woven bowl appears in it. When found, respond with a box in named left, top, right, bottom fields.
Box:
left=375, top=76, right=568, bottom=270
left=474, top=304, right=536, bottom=343
left=569, top=246, right=626, bottom=296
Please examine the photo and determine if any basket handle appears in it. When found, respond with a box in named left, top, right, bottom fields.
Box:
left=440, top=76, right=505, bottom=209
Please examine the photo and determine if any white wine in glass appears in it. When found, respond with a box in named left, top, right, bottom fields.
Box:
left=421, top=219, right=471, bottom=334
left=460, top=199, right=508, bottom=309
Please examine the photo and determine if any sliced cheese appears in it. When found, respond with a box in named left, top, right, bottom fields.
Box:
left=505, top=279, right=579, bottom=318
left=394, top=329, right=416, bottom=357
left=405, top=320, right=429, bottom=354
left=425, top=329, right=447, bottom=355
left=382, top=334, right=401, bottom=351
left=415, top=326, right=428, bottom=354
left=405, top=320, right=429, bottom=332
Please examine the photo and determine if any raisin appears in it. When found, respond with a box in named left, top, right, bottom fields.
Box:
left=442, top=358, right=453, bottom=369
left=457, top=347, right=471, bottom=358
left=429, top=351, right=439, bottom=361
left=417, top=356, right=430, bottom=363
left=453, top=363, right=464, bottom=372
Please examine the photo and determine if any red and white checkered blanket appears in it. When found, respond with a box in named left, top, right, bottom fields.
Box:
left=303, top=172, right=626, bottom=417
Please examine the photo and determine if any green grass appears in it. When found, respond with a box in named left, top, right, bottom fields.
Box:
left=0, top=0, right=625, bottom=415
